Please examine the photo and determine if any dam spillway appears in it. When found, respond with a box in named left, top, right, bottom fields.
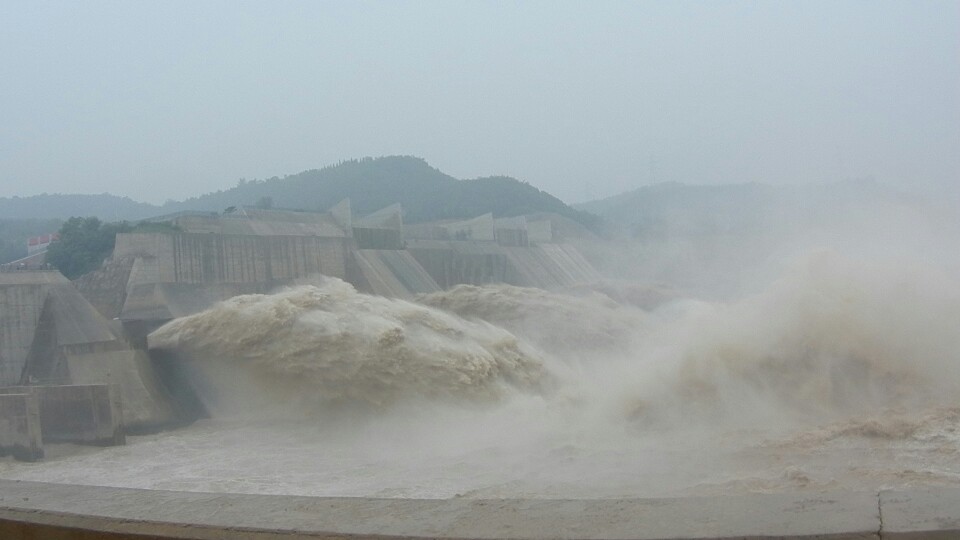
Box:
left=3, top=203, right=960, bottom=538
left=1, top=202, right=605, bottom=456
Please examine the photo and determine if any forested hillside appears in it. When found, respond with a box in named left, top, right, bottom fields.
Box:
left=576, top=178, right=902, bottom=238
left=166, top=156, right=600, bottom=230
left=1, top=157, right=599, bottom=231
left=0, top=194, right=159, bottom=221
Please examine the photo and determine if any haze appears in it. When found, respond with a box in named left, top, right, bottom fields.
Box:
left=1, top=0, right=958, bottom=205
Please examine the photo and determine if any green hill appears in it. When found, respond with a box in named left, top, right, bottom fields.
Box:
left=576, top=178, right=901, bottom=238
left=165, top=156, right=600, bottom=230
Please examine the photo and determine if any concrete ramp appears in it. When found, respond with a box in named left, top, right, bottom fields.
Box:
left=73, top=257, right=135, bottom=319
left=502, top=244, right=601, bottom=289
left=0, top=271, right=69, bottom=386
left=502, top=246, right=565, bottom=288
left=536, top=243, right=602, bottom=284
left=44, top=284, right=119, bottom=348
left=353, top=249, right=439, bottom=298
left=66, top=350, right=176, bottom=430
left=21, top=282, right=126, bottom=384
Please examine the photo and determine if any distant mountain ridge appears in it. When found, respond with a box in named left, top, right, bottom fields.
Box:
left=164, top=156, right=599, bottom=229
left=0, top=156, right=599, bottom=231
left=576, top=178, right=907, bottom=237
left=0, top=193, right=159, bottom=221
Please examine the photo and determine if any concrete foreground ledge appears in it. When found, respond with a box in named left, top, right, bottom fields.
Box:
left=1, top=480, right=958, bottom=539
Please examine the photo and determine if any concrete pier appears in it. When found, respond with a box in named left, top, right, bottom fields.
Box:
left=36, top=384, right=125, bottom=445
left=0, top=384, right=124, bottom=446
left=0, top=393, right=43, bottom=461
left=0, top=480, right=958, bottom=539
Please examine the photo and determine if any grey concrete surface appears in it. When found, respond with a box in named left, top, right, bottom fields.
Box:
left=12, top=479, right=960, bottom=539
left=879, top=489, right=960, bottom=539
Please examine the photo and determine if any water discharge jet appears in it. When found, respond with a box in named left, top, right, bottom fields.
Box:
left=4, top=244, right=958, bottom=500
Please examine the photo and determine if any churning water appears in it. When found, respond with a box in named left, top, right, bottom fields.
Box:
left=2, top=242, right=959, bottom=498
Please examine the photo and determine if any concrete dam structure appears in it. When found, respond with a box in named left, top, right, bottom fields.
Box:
left=4, top=203, right=960, bottom=539
left=0, top=268, right=177, bottom=434
left=80, top=201, right=599, bottom=333
left=1, top=201, right=602, bottom=459
left=0, top=269, right=172, bottom=459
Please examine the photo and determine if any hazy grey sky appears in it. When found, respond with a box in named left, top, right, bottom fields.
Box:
left=1, top=1, right=957, bottom=204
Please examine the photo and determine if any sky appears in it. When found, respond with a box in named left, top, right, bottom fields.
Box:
left=1, top=0, right=958, bottom=205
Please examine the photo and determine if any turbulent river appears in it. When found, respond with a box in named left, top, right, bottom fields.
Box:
left=2, top=247, right=959, bottom=498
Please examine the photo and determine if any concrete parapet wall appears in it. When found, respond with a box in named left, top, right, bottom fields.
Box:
left=0, top=393, right=42, bottom=461
left=1, top=385, right=124, bottom=446
left=116, top=232, right=348, bottom=285
left=1, top=480, right=958, bottom=539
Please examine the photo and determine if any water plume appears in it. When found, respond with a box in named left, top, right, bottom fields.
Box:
left=149, top=278, right=550, bottom=414
left=615, top=248, right=960, bottom=429
left=418, top=283, right=650, bottom=359
left=31, top=195, right=958, bottom=497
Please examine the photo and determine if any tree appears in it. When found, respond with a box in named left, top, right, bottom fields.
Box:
left=45, top=217, right=132, bottom=279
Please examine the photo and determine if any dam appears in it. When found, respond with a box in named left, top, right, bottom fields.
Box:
left=2, top=202, right=960, bottom=539
left=2, top=200, right=602, bottom=447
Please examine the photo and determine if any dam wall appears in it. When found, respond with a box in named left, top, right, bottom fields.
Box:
left=97, top=207, right=600, bottom=323
left=107, top=210, right=599, bottom=308
left=407, top=240, right=600, bottom=290
left=115, top=232, right=348, bottom=285
left=55, top=207, right=601, bottom=434
left=406, top=240, right=512, bottom=289
left=109, top=230, right=351, bottom=330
